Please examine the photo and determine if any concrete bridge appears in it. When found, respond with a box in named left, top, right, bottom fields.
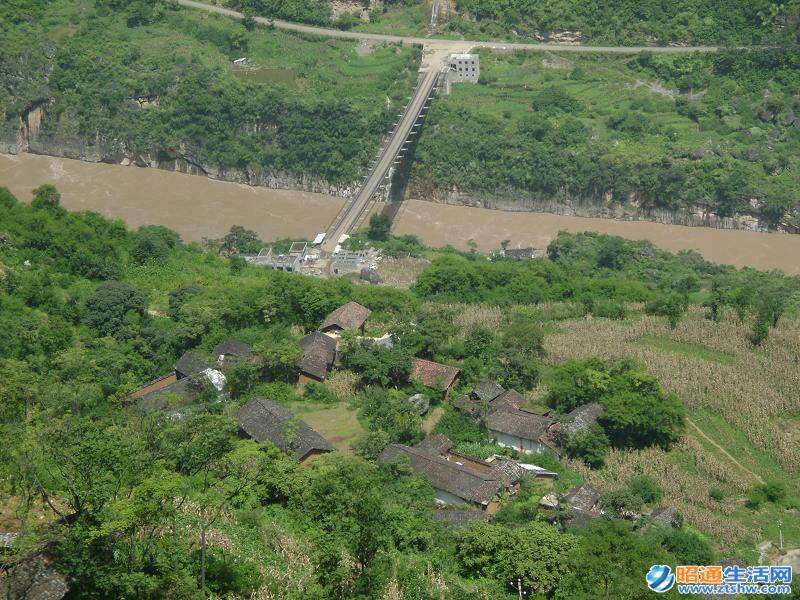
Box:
left=320, top=48, right=453, bottom=252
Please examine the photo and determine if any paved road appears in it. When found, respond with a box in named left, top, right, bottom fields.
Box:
left=321, top=57, right=443, bottom=252
left=177, top=0, right=721, bottom=54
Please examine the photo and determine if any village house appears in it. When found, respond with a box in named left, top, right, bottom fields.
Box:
left=124, top=346, right=228, bottom=413
left=211, top=339, right=255, bottom=372
left=378, top=434, right=528, bottom=514
left=501, top=247, right=540, bottom=260
left=237, top=398, right=334, bottom=464
left=296, top=331, right=337, bottom=383
left=409, top=358, right=461, bottom=402
left=561, top=484, right=602, bottom=526
left=541, top=402, right=604, bottom=456
left=175, top=349, right=212, bottom=380
left=648, top=506, right=682, bottom=530
left=319, top=301, right=372, bottom=335
left=453, top=382, right=554, bottom=454
left=128, top=368, right=227, bottom=415
left=487, top=408, right=554, bottom=454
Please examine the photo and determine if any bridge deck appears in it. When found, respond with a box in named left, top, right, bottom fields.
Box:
left=321, top=61, right=442, bottom=252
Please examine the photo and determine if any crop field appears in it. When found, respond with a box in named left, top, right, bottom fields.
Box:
left=542, top=306, right=799, bottom=554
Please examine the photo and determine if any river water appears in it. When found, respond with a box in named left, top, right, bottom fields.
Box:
left=1, top=153, right=799, bottom=275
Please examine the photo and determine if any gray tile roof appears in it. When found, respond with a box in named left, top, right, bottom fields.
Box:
left=650, top=506, right=681, bottom=529
left=297, top=332, right=336, bottom=380
left=212, top=339, right=252, bottom=358
left=492, top=389, right=526, bottom=411
left=564, top=484, right=600, bottom=512
left=471, top=381, right=505, bottom=402
left=320, top=301, right=371, bottom=331
left=237, top=398, right=334, bottom=460
left=135, top=371, right=222, bottom=415
left=175, top=349, right=211, bottom=378
left=561, top=402, right=604, bottom=437
left=413, top=434, right=454, bottom=456
left=378, top=444, right=502, bottom=506
left=487, top=408, right=553, bottom=440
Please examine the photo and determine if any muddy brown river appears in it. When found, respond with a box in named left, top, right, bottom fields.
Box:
left=2, top=153, right=799, bottom=275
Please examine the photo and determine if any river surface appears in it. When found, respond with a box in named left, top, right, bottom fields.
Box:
left=2, top=153, right=799, bottom=275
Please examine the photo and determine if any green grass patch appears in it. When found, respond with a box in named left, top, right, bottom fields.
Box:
left=288, top=401, right=366, bottom=454
left=633, top=335, right=736, bottom=365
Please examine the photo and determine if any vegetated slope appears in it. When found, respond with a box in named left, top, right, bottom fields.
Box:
left=446, top=0, right=799, bottom=45
left=1, top=186, right=798, bottom=596
left=0, top=0, right=420, bottom=185
left=409, top=49, right=800, bottom=230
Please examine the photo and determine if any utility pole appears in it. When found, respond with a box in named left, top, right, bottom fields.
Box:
left=777, top=520, right=783, bottom=551
left=510, top=577, right=529, bottom=600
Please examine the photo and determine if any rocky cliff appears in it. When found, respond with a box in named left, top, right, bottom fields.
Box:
left=405, top=183, right=799, bottom=234
left=2, top=113, right=357, bottom=198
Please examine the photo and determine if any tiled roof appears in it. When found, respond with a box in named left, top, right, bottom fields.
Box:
left=487, top=408, right=553, bottom=440
left=237, top=398, right=334, bottom=460
left=135, top=369, right=225, bottom=414
left=297, top=332, right=336, bottom=380
left=471, top=381, right=505, bottom=402
left=561, top=402, right=604, bottom=437
left=212, top=339, right=252, bottom=358
left=650, top=506, right=681, bottom=529
left=378, top=444, right=501, bottom=506
left=486, top=457, right=527, bottom=487
left=413, top=434, right=454, bottom=456
left=564, top=484, right=600, bottom=512
left=320, top=301, right=371, bottom=331
left=492, top=389, right=526, bottom=411
left=410, top=359, right=460, bottom=391
left=174, top=349, right=211, bottom=378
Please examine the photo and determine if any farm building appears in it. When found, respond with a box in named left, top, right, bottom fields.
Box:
left=378, top=434, right=529, bottom=513
left=296, top=332, right=337, bottom=383
left=410, top=358, right=461, bottom=401
left=237, top=398, right=334, bottom=463
left=320, top=301, right=372, bottom=335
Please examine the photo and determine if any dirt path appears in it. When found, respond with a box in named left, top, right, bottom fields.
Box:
left=686, top=418, right=764, bottom=484
left=422, top=406, right=444, bottom=434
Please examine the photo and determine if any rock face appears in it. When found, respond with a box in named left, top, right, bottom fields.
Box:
left=1, top=135, right=357, bottom=199
left=405, top=184, right=795, bottom=234
left=0, top=553, right=68, bottom=600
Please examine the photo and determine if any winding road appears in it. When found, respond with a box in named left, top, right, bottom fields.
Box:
left=176, top=0, right=722, bottom=54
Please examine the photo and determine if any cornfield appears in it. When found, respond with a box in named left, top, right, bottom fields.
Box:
left=545, top=308, right=800, bottom=473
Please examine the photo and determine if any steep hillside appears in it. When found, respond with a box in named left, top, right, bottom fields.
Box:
left=409, top=48, right=800, bottom=231
left=0, top=0, right=420, bottom=188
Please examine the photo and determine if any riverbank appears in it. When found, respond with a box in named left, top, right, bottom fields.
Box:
left=2, top=152, right=799, bottom=275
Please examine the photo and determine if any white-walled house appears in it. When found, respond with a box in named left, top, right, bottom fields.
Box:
left=487, top=408, right=553, bottom=454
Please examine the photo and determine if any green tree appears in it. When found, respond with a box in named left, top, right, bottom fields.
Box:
left=457, top=521, right=578, bottom=595
left=30, top=184, right=63, bottom=212
left=367, top=213, right=392, bottom=241
left=563, top=424, right=609, bottom=468
left=83, top=281, right=149, bottom=338
left=556, top=519, right=677, bottom=600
